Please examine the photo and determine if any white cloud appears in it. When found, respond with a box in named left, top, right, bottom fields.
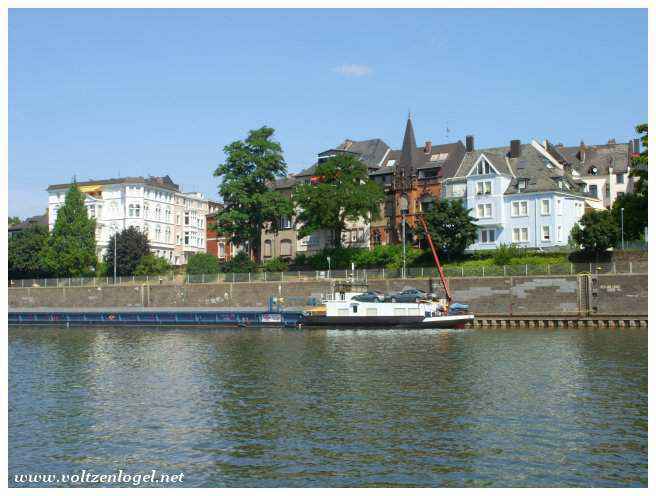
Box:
left=333, top=64, right=373, bottom=77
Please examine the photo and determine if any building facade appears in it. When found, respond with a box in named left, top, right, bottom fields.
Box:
left=260, top=176, right=299, bottom=260
left=47, top=176, right=209, bottom=265
left=443, top=138, right=599, bottom=250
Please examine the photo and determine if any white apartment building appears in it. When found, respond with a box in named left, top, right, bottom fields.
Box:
left=47, top=175, right=209, bottom=265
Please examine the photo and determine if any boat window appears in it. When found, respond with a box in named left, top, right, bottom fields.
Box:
left=351, top=304, right=358, bottom=314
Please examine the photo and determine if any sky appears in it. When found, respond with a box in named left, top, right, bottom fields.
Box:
left=9, top=8, right=648, bottom=219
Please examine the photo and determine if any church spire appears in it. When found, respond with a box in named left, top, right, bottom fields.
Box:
left=398, top=113, right=418, bottom=171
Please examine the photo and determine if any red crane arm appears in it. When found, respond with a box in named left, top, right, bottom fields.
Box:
left=417, top=215, right=452, bottom=303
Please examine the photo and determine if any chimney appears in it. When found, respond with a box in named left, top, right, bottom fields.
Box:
left=424, top=141, right=432, bottom=154
left=465, top=135, right=475, bottom=152
left=633, top=138, right=640, bottom=155
left=510, top=139, right=521, bottom=158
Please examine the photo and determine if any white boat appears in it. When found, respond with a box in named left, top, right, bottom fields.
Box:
left=300, top=280, right=475, bottom=329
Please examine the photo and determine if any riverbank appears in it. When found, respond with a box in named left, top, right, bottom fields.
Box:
left=9, top=273, right=647, bottom=320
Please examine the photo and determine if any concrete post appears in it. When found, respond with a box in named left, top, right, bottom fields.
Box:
left=482, top=266, right=485, bottom=277
left=503, top=266, right=507, bottom=276
left=629, top=261, right=633, bottom=274
left=461, top=267, right=464, bottom=277
left=570, top=263, right=573, bottom=275
left=525, top=264, right=528, bottom=276
left=281, top=272, right=284, bottom=282
left=613, top=262, right=617, bottom=274
left=382, top=268, right=385, bottom=279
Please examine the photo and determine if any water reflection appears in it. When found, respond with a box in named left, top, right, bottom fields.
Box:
left=9, top=326, right=647, bottom=487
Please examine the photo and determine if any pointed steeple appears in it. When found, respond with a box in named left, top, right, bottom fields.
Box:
left=398, top=113, right=418, bottom=174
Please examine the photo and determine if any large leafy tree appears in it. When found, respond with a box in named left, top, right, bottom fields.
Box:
left=570, top=209, right=619, bottom=255
left=104, top=226, right=151, bottom=276
left=611, top=124, right=648, bottom=241
left=41, top=183, right=97, bottom=277
left=418, top=199, right=477, bottom=260
left=8, top=216, right=21, bottom=226
left=9, top=225, right=50, bottom=279
left=213, top=126, right=293, bottom=261
left=293, top=154, right=384, bottom=248
left=134, top=254, right=171, bottom=276
left=186, top=253, right=221, bottom=275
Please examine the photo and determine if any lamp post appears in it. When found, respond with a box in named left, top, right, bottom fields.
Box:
left=621, top=207, right=625, bottom=250
left=401, top=210, right=408, bottom=279
left=327, top=256, right=331, bottom=279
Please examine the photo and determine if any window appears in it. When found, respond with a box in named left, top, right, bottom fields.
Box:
left=477, top=203, right=492, bottom=218
left=184, top=231, right=189, bottom=245
left=557, top=225, right=563, bottom=242
left=279, top=216, right=292, bottom=230
left=476, top=159, right=491, bottom=175
left=556, top=198, right=562, bottom=215
left=480, top=229, right=495, bottom=244
left=512, top=227, right=529, bottom=243
left=135, top=204, right=140, bottom=217
left=542, top=225, right=551, bottom=242
left=517, top=179, right=528, bottom=191
left=476, top=181, right=492, bottom=195
left=87, top=205, right=95, bottom=217
left=430, top=152, right=448, bottom=162
left=589, top=184, right=598, bottom=198
left=128, top=204, right=134, bottom=217
left=176, top=234, right=181, bottom=244
left=176, top=214, right=180, bottom=225
left=165, top=227, right=171, bottom=242
left=264, top=240, right=272, bottom=258
left=616, top=173, right=624, bottom=184
left=605, top=184, right=610, bottom=198
left=280, top=239, right=292, bottom=257
left=540, top=199, right=551, bottom=215
left=155, top=225, right=161, bottom=241
left=511, top=201, right=528, bottom=217
left=184, top=212, right=189, bottom=225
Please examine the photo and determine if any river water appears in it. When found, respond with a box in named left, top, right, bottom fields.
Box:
left=8, top=326, right=647, bottom=488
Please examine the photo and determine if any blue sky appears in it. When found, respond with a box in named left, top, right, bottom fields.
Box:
left=9, top=8, right=647, bottom=218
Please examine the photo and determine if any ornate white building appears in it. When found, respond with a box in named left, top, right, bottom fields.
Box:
left=47, top=175, right=209, bottom=265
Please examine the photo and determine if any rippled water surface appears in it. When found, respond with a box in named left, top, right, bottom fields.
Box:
left=9, top=326, right=647, bottom=487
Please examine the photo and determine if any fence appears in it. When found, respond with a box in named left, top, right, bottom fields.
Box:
left=8, top=261, right=648, bottom=288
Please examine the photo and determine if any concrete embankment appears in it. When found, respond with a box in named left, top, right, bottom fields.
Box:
left=9, top=274, right=647, bottom=321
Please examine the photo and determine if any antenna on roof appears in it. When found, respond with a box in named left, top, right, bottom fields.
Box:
left=445, top=122, right=451, bottom=141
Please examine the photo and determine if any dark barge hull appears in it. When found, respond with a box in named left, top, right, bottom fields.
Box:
left=300, top=315, right=475, bottom=329
left=8, top=308, right=305, bottom=328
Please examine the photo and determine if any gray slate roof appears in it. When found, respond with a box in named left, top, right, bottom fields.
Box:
left=8, top=213, right=48, bottom=233
left=47, top=175, right=180, bottom=192
left=555, top=142, right=630, bottom=176
left=296, top=138, right=391, bottom=177
left=451, top=143, right=592, bottom=197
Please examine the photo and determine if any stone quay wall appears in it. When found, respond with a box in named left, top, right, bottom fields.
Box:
left=8, top=274, right=647, bottom=318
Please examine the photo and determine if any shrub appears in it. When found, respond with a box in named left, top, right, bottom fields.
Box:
left=491, top=244, right=526, bottom=266
left=186, top=253, right=221, bottom=275
left=262, top=257, right=289, bottom=272
left=220, top=251, right=257, bottom=273
left=134, top=254, right=172, bottom=276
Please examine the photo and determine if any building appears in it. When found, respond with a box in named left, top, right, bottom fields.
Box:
left=260, top=176, right=299, bottom=261
left=443, top=137, right=598, bottom=250
left=294, top=138, right=392, bottom=253
left=8, top=212, right=48, bottom=238
left=369, top=116, right=466, bottom=246
left=47, top=176, right=209, bottom=265
left=205, top=200, right=234, bottom=261
left=550, top=139, right=638, bottom=208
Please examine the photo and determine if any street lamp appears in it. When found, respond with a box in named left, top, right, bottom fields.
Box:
left=621, top=207, right=625, bottom=250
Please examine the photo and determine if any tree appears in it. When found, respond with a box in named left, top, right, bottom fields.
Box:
left=41, top=183, right=97, bottom=277
left=9, top=225, right=50, bottom=279
left=418, top=199, right=478, bottom=260
left=293, top=154, right=384, bottom=247
left=8, top=216, right=21, bottom=226
left=186, top=253, right=221, bottom=275
left=570, top=209, right=619, bottom=255
left=611, top=124, right=648, bottom=241
left=134, top=254, right=172, bottom=276
left=213, top=126, right=293, bottom=261
left=220, top=251, right=258, bottom=273
left=104, top=226, right=151, bottom=276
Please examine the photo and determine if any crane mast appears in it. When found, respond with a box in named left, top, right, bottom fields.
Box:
left=416, top=215, right=452, bottom=304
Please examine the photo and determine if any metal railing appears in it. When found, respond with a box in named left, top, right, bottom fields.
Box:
left=8, top=261, right=648, bottom=288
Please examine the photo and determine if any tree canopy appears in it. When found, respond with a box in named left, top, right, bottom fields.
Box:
left=418, top=199, right=478, bottom=260
left=9, top=216, right=21, bottom=226
left=213, top=126, right=293, bottom=261
left=293, top=154, right=384, bottom=248
left=104, top=226, right=151, bottom=276
left=134, top=254, right=172, bottom=276
left=570, top=209, right=619, bottom=255
left=41, top=184, right=97, bottom=277
left=9, top=225, right=50, bottom=279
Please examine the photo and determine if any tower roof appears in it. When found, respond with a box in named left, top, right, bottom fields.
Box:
left=398, top=115, right=418, bottom=173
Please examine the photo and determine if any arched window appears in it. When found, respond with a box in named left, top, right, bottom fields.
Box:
left=280, top=239, right=292, bottom=257
left=264, top=240, right=272, bottom=258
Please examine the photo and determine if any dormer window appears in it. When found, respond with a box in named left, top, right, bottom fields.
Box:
left=517, top=179, right=528, bottom=191
left=477, top=158, right=491, bottom=175
left=588, top=166, right=598, bottom=176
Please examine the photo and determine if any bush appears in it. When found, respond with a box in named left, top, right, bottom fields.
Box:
left=491, top=244, right=526, bottom=266
left=186, top=253, right=221, bottom=275
left=220, top=251, right=257, bottom=273
left=134, top=254, right=172, bottom=276
left=262, top=257, right=289, bottom=272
